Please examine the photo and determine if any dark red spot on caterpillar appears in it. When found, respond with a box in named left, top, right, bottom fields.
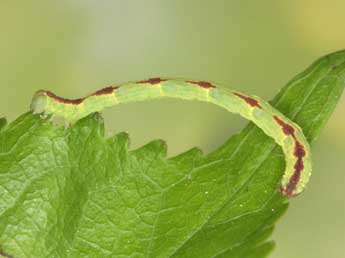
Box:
left=187, top=80, right=216, bottom=89
left=233, top=93, right=262, bottom=108
left=91, top=86, right=118, bottom=96
left=273, top=116, right=295, bottom=136
left=137, top=77, right=166, bottom=85
left=294, top=140, right=306, bottom=158
left=46, top=91, right=83, bottom=105
left=273, top=115, right=306, bottom=197
left=281, top=140, right=306, bottom=197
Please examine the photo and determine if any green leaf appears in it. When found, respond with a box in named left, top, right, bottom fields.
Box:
left=0, top=50, right=344, bottom=258
left=0, top=118, right=6, bottom=131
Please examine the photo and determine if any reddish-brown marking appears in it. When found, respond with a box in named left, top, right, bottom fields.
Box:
left=91, top=86, right=118, bottom=96
left=273, top=115, right=306, bottom=197
left=46, top=91, right=83, bottom=105
left=273, top=116, right=295, bottom=136
left=137, top=77, right=167, bottom=85
left=294, top=140, right=306, bottom=158
left=233, top=93, right=262, bottom=108
left=187, top=80, right=216, bottom=89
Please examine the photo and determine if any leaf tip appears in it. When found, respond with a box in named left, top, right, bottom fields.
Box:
left=149, top=139, right=168, bottom=156
left=73, top=112, right=105, bottom=136
left=112, top=131, right=131, bottom=150
left=135, top=139, right=168, bottom=158
left=169, top=146, right=204, bottom=163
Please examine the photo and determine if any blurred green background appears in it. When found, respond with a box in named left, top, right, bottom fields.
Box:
left=0, top=1, right=344, bottom=257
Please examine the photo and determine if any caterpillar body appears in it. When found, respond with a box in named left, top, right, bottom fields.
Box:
left=30, top=77, right=312, bottom=197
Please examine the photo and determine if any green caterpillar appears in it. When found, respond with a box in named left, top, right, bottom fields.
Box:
left=30, top=77, right=311, bottom=197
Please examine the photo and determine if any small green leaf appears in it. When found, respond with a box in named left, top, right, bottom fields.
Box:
left=0, top=50, right=344, bottom=258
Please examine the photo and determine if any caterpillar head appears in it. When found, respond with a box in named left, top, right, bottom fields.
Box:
left=30, top=90, right=49, bottom=114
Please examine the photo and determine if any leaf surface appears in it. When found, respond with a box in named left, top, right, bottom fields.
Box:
left=0, top=51, right=344, bottom=258
left=0, top=118, right=6, bottom=131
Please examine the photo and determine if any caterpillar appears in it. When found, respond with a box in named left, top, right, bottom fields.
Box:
left=30, top=77, right=312, bottom=197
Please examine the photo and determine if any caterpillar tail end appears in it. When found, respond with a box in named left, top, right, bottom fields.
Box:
left=280, top=186, right=300, bottom=198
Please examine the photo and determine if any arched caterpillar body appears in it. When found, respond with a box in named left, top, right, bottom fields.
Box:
left=30, top=77, right=312, bottom=197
